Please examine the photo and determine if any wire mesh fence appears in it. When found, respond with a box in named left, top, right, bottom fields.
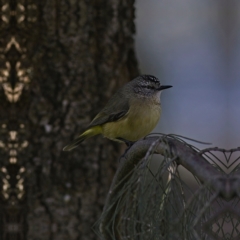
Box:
left=95, top=134, right=240, bottom=240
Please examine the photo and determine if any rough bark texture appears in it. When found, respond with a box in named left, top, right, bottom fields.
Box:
left=0, top=0, right=138, bottom=239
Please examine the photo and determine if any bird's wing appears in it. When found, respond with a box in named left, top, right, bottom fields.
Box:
left=88, top=90, right=130, bottom=127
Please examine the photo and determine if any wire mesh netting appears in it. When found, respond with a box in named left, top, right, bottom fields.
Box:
left=95, top=135, right=240, bottom=240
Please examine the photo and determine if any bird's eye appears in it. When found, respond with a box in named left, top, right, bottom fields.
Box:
left=147, top=86, right=154, bottom=90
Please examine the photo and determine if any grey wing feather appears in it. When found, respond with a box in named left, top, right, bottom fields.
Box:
left=88, top=89, right=130, bottom=127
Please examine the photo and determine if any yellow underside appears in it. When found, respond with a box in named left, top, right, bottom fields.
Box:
left=102, top=103, right=161, bottom=142
left=81, top=97, right=162, bottom=143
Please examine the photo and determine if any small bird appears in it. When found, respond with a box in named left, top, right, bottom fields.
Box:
left=63, top=75, right=172, bottom=151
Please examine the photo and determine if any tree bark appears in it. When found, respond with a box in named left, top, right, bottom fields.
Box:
left=0, top=0, right=138, bottom=239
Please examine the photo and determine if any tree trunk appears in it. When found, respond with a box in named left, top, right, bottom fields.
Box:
left=0, top=0, right=138, bottom=239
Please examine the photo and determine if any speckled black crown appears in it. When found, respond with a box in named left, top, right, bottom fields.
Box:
left=141, top=75, right=160, bottom=83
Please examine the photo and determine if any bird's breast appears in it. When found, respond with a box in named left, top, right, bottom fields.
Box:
left=102, top=98, right=161, bottom=142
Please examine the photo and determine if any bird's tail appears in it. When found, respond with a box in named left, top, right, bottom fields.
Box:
left=63, top=126, right=102, bottom=151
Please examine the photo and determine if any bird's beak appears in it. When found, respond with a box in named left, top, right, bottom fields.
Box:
left=158, top=85, right=172, bottom=91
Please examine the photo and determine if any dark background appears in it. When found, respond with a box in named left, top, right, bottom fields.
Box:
left=0, top=0, right=239, bottom=239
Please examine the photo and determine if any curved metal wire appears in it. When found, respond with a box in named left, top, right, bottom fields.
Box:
left=95, top=134, right=240, bottom=240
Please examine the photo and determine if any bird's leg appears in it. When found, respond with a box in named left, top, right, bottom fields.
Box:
left=125, top=140, right=135, bottom=148
left=117, top=137, right=135, bottom=147
left=117, top=138, right=136, bottom=161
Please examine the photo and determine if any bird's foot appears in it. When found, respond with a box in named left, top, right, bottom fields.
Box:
left=117, top=137, right=135, bottom=147
left=117, top=138, right=136, bottom=161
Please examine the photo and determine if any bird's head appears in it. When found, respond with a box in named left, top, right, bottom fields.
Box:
left=132, top=75, right=172, bottom=97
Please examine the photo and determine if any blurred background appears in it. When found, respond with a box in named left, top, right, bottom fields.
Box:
left=135, top=0, right=240, bottom=149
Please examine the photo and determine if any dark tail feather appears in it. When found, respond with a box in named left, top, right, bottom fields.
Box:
left=63, top=126, right=102, bottom=151
left=63, top=135, right=86, bottom=151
